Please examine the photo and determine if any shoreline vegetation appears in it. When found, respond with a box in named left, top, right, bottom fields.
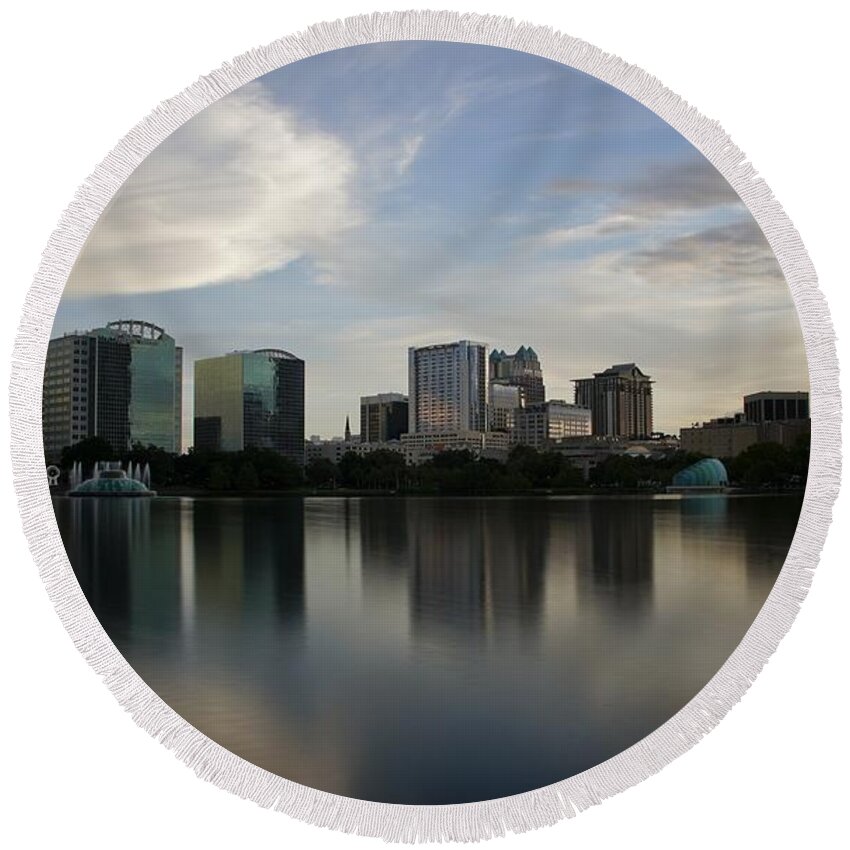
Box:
left=53, top=435, right=810, bottom=497
left=51, top=487, right=805, bottom=499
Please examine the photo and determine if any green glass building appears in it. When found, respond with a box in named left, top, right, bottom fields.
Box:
left=194, top=349, right=305, bottom=466
left=43, top=320, right=182, bottom=461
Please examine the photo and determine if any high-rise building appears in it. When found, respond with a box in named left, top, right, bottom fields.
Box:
left=360, top=393, right=409, bottom=443
left=109, top=320, right=183, bottom=453
left=489, top=346, right=545, bottom=405
left=408, top=341, right=488, bottom=434
left=573, top=363, right=653, bottom=439
left=193, top=348, right=305, bottom=465
left=488, top=383, right=521, bottom=433
left=42, top=320, right=182, bottom=461
left=514, top=400, right=592, bottom=449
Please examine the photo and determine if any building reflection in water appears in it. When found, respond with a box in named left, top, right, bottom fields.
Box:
left=738, top=495, right=800, bottom=591
left=581, top=497, right=655, bottom=620
left=179, top=501, right=195, bottom=635
left=56, top=497, right=184, bottom=641
left=400, top=499, right=549, bottom=650
left=408, top=499, right=488, bottom=641
left=51, top=492, right=799, bottom=805
left=241, top=498, right=306, bottom=629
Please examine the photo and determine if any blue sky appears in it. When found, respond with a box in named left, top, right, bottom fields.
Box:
left=54, top=41, right=807, bottom=444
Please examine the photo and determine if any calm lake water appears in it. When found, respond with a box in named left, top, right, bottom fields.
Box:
left=53, top=493, right=800, bottom=804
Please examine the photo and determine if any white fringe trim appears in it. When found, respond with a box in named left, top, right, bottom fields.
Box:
left=8, top=9, right=841, bottom=843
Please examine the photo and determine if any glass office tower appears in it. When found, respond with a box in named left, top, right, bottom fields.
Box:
left=96, top=321, right=182, bottom=452
left=194, top=349, right=305, bottom=466
left=42, top=320, right=182, bottom=460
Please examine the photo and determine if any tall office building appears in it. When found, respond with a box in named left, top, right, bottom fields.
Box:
left=489, top=346, right=545, bottom=405
left=194, top=348, right=305, bottom=465
left=408, top=340, right=488, bottom=434
left=42, top=320, right=182, bottom=461
left=573, top=363, right=653, bottom=439
left=360, top=393, right=409, bottom=443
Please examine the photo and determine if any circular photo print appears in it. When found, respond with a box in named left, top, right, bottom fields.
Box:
left=44, top=40, right=809, bottom=807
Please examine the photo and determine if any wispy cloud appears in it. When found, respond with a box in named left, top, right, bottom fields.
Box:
left=537, top=214, right=641, bottom=247
left=548, top=157, right=741, bottom=213
left=396, top=135, right=424, bottom=175
left=620, top=158, right=743, bottom=214
left=628, top=220, right=784, bottom=293
left=64, top=83, right=360, bottom=297
left=533, top=157, right=749, bottom=256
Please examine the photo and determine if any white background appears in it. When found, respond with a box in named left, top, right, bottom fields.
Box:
left=1, top=2, right=847, bottom=847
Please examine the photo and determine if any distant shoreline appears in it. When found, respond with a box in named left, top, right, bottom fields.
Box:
left=50, top=486, right=806, bottom=500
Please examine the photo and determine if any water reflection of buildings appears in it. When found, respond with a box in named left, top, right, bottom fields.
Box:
left=52, top=492, right=801, bottom=805
left=56, top=497, right=306, bottom=640
left=582, top=498, right=655, bottom=618
left=241, top=499, right=305, bottom=628
left=481, top=502, right=548, bottom=638
left=58, top=498, right=181, bottom=639
left=409, top=500, right=488, bottom=639
left=400, top=499, right=548, bottom=646
left=737, top=495, right=799, bottom=590
left=191, top=499, right=306, bottom=630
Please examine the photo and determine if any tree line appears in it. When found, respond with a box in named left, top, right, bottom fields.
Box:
left=58, top=434, right=810, bottom=494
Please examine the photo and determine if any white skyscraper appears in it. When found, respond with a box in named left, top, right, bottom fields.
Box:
left=408, top=340, right=489, bottom=434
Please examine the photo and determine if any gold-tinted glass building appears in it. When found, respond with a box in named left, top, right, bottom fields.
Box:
left=194, top=349, right=305, bottom=466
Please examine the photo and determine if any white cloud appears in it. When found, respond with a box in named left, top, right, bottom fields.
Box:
left=396, top=135, right=424, bottom=175
left=65, top=83, right=360, bottom=297
left=538, top=213, right=640, bottom=246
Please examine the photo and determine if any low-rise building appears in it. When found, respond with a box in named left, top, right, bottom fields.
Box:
left=305, top=438, right=403, bottom=464
left=550, top=435, right=680, bottom=480
left=514, top=400, right=591, bottom=449
left=680, top=393, right=810, bottom=458
left=680, top=421, right=760, bottom=458
left=400, top=430, right=511, bottom=465
left=743, top=391, right=809, bottom=423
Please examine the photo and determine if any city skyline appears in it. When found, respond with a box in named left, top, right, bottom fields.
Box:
left=44, top=320, right=808, bottom=462
left=50, top=41, right=808, bottom=444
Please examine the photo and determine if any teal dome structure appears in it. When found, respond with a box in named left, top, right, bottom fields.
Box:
left=70, top=469, right=156, bottom=497
left=671, top=458, right=729, bottom=489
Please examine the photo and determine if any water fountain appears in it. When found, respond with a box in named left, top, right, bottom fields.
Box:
left=69, top=458, right=156, bottom=498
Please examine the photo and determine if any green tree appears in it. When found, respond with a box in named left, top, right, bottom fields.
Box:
left=338, top=451, right=368, bottom=488
left=207, top=462, right=232, bottom=491
left=551, top=463, right=584, bottom=489
left=591, top=455, right=640, bottom=489
left=306, top=457, right=339, bottom=488
left=789, top=434, right=811, bottom=482
left=247, top=448, right=304, bottom=489
left=729, top=442, right=793, bottom=486
left=60, top=436, right=115, bottom=473
left=235, top=461, right=259, bottom=490
left=123, top=442, right=176, bottom=487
